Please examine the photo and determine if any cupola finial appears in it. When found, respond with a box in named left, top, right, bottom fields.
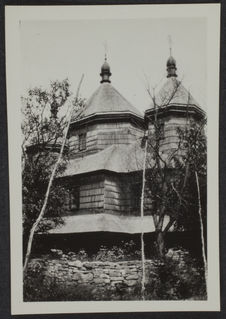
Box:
left=100, top=54, right=112, bottom=83
left=166, top=36, right=177, bottom=78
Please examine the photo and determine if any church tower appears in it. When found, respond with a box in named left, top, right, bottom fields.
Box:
left=68, top=57, right=145, bottom=159
left=145, top=54, right=205, bottom=152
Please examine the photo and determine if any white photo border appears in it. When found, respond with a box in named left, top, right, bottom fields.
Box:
left=5, top=3, right=220, bottom=315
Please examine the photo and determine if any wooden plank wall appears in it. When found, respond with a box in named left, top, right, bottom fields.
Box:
left=104, top=175, right=131, bottom=215
left=148, top=116, right=189, bottom=153
left=79, top=175, right=105, bottom=213
left=62, top=172, right=154, bottom=217
left=68, top=122, right=143, bottom=159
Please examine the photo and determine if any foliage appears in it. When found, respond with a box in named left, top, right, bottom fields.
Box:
left=145, top=249, right=206, bottom=300
left=22, top=79, right=75, bottom=252
left=93, top=241, right=141, bottom=262
left=144, top=108, right=207, bottom=256
left=174, top=120, right=207, bottom=231
left=177, top=119, right=207, bottom=175
left=49, top=241, right=142, bottom=262
left=21, top=79, right=70, bottom=149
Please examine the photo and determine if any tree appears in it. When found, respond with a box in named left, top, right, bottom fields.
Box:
left=177, top=119, right=207, bottom=283
left=22, top=76, right=84, bottom=272
left=144, top=79, right=207, bottom=259
left=22, top=80, right=70, bottom=248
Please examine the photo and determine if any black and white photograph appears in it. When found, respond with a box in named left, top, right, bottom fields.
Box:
left=5, top=4, right=220, bottom=314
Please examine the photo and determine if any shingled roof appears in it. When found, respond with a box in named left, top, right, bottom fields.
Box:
left=72, top=83, right=143, bottom=122
left=62, top=142, right=145, bottom=177
left=47, top=213, right=174, bottom=234
left=150, top=77, right=200, bottom=109
left=71, top=57, right=143, bottom=123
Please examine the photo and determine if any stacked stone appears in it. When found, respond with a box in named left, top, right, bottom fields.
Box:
left=28, top=254, right=156, bottom=289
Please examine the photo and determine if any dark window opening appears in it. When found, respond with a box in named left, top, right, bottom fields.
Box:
left=68, top=187, right=80, bottom=211
left=79, top=133, right=87, bottom=151
left=131, top=183, right=142, bottom=211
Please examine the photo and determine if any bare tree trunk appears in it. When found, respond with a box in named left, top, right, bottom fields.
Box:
left=156, top=231, right=165, bottom=259
left=140, top=133, right=148, bottom=300
left=23, top=75, right=84, bottom=273
left=195, top=171, right=207, bottom=291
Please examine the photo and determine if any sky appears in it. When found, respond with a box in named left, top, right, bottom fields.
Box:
left=20, top=18, right=207, bottom=113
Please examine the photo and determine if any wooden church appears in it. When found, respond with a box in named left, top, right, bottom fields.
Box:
left=41, top=54, right=205, bottom=253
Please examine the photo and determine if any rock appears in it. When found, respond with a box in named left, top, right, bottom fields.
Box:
left=61, top=257, right=68, bottom=261
left=68, top=260, right=83, bottom=268
left=125, top=280, right=137, bottom=286
left=110, top=280, right=123, bottom=286
left=81, top=273, right=94, bottom=282
left=127, top=261, right=137, bottom=266
left=110, top=276, right=124, bottom=281
left=50, top=249, right=63, bottom=256
left=120, top=269, right=126, bottom=276
left=94, top=278, right=105, bottom=284
left=103, top=279, right=110, bottom=283
left=68, top=251, right=75, bottom=257
left=102, top=269, right=110, bottom=274
left=83, top=263, right=93, bottom=270
left=72, top=272, right=81, bottom=281
left=100, top=274, right=110, bottom=279
left=109, top=270, right=121, bottom=277
left=125, top=274, right=139, bottom=280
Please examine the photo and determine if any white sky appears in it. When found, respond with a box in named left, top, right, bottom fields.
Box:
left=20, top=18, right=207, bottom=112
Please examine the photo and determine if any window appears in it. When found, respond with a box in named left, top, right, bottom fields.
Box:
left=79, top=133, right=87, bottom=151
left=68, top=187, right=80, bottom=211
left=131, top=183, right=142, bottom=211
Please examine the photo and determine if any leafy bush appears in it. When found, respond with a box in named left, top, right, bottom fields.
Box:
left=145, top=250, right=207, bottom=300
left=92, top=241, right=141, bottom=262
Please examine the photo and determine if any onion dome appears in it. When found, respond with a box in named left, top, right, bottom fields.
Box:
left=100, top=57, right=112, bottom=83
left=166, top=55, right=177, bottom=78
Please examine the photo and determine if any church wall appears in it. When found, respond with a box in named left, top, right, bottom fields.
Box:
left=68, top=122, right=144, bottom=159
left=104, top=175, right=131, bottom=214
left=62, top=172, right=151, bottom=217
left=148, top=115, right=191, bottom=152
left=103, top=174, right=153, bottom=216
left=62, top=174, right=105, bottom=215
left=79, top=179, right=104, bottom=211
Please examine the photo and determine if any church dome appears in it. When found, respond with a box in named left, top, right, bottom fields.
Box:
left=100, top=57, right=112, bottom=83
left=101, top=60, right=110, bottom=72
left=166, top=55, right=177, bottom=78
left=167, top=55, right=176, bottom=66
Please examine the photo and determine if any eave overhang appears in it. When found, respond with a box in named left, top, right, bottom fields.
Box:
left=145, top=104, right=206, bottom=122
left=70, top=111, right=146, bottom=130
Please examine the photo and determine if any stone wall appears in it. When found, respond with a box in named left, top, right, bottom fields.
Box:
left=25, top=249, right=200, bottom=301
left=28, top=254, right=158, bottom=290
